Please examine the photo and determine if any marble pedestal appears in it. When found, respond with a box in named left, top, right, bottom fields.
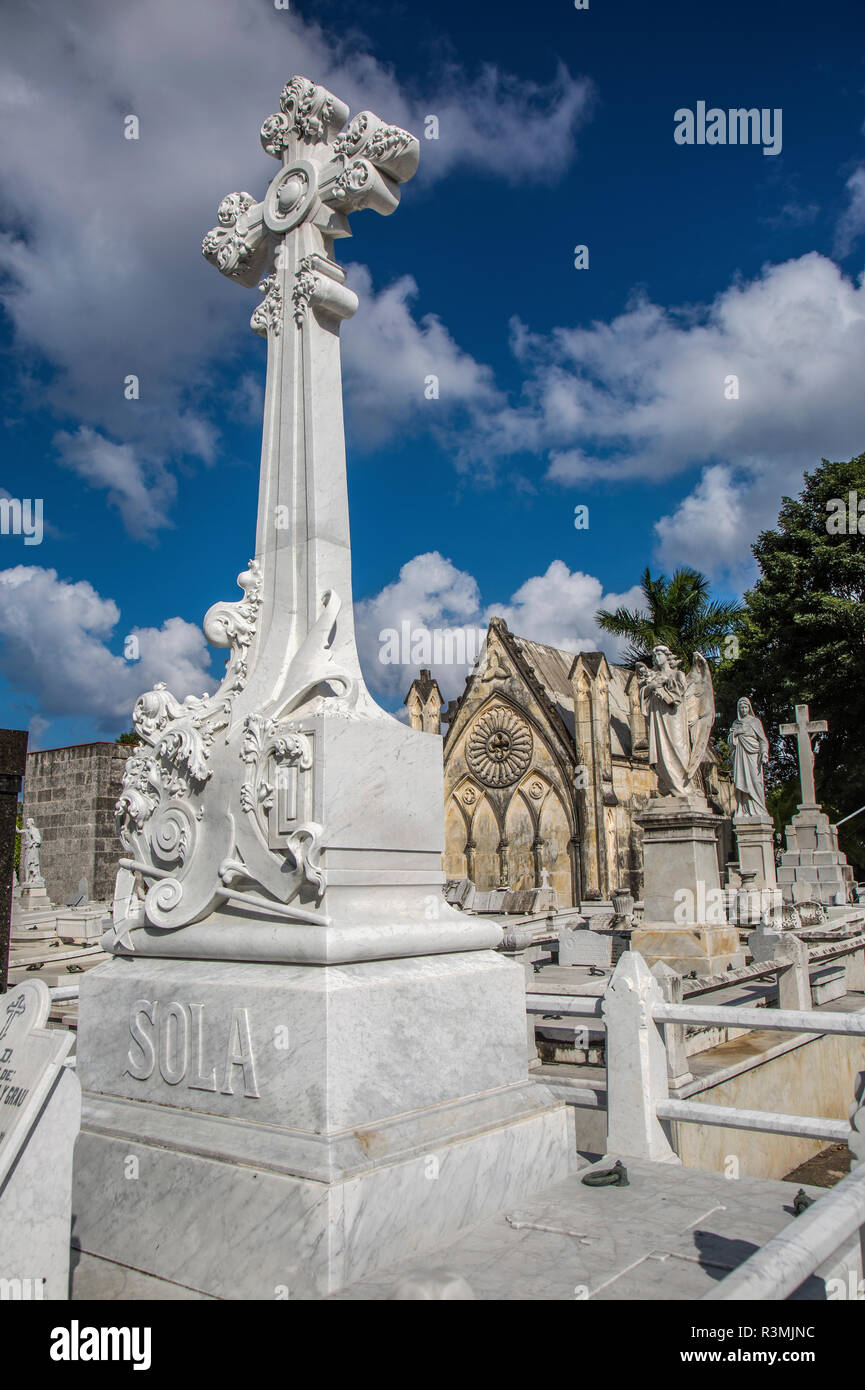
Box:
left=630, top=796, right=743, bottom=974
left=19, top=883, right=50, bottom=911
left=733, top=815, right=777, bottom=890
left=777, top=806, right=855, bottom=907
left=72, top=951, right=575, bottom=1298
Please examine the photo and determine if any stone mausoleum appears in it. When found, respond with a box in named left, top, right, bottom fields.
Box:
left=406, top=617, right=734, bottom=906
left=21, top=742, right=128, bottom=903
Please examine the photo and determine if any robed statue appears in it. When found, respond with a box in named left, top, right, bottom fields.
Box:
left=635, top=646, right=715, bottom=798
left=17, top=817, right=44, bottom=886
left=728, top=697, right=769, bottom=818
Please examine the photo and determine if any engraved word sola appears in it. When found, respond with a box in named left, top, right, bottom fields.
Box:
left=125, top=1000, right=260, bottom=1099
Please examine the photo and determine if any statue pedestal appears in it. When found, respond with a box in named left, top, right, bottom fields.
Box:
left=73, top=952, right=575, bottom=1298
left=777, top=805, right=855, bottom=907
left=19, top=882, right=50, bottom=911
left=733, top=815, right=777, bottom=890
left=631, top=796, right=743, bottom=975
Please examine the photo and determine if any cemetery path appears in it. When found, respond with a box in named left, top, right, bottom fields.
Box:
left=326, top=1157, right=854, bottom=1301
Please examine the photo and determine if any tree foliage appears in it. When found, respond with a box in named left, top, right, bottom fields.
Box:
left=715, top=453, right=865, bottom=873
left=596, top=565, right=745, bottom=669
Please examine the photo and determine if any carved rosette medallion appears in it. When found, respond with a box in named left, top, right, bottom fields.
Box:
left=466, top=707, right=532, bottom=789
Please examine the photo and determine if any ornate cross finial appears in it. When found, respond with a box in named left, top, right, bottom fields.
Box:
left=201, top=76, right=419, bottom=321
left=779, top=703, right=828, bottom=809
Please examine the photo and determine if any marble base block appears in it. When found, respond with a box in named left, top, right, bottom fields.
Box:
left=18, top=883, right=50, bottom=911
left=733, top=815, right=777, bottom=890
left=632, top=797, right=743, bottom=974
left=629, top=924, right=744, bottom=975
left=72, top=951, right=575, bottom=1298
left=778, top=806, right=855, bottom=906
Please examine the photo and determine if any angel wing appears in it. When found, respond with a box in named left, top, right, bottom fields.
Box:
left=684, top=651, right=715, bottom=779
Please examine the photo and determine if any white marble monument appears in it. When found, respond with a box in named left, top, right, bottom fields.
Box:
left=629, top=647, right=742, bottom=974
left=777, top=704, right=854, bottom=906
left=0, top=980, right=80, bottom=1299
left=72, top=77, right=574, bottom=1299
left=729, top=697, right=777, bottom=893
left=15, top=818, right=50, bottom=911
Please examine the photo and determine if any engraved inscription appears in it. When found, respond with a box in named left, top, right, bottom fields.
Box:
left=125, top=1000, right=260, bottom=1099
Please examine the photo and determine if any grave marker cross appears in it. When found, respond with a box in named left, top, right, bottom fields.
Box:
left=779, top=703, right=828, bottom=809
left=201, top=77, right=419, bottom=694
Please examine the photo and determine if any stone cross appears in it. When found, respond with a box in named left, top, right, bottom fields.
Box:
left=779, top=704, right=827, bottom=809
left=0, top=729, right=28, bottom=993
left=201, top=77, right=419, bottom=691
left=109, top=81, right=485, bottom=959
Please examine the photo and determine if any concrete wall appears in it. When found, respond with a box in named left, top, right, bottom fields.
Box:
left=21, top=742, right=128, bottom=903
left=564, top=1025, right=865, bottom=1179
left=674, top=1030, right=865, bottom=1180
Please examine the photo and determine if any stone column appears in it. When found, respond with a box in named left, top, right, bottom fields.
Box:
left=630, top=795, right=744, bottom=974
left=0, top=729, right=28, bottom=993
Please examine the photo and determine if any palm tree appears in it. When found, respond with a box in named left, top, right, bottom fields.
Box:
left=596, top=566, right=745, bottom=669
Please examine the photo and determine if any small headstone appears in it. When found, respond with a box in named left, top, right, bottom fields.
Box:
left=558, top=926, right=613, bottom=968
left=0, top=979, right=80, bottom=1299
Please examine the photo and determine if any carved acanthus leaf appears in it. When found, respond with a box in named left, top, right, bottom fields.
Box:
left=250, top=274, right=283, bottom=337
left=292, top=257, right=319, bottom=324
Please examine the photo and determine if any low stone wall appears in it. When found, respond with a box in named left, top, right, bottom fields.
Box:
left=674, top=1029, right=865, bottom=1180
left=21, top=742, right=128, bottom=904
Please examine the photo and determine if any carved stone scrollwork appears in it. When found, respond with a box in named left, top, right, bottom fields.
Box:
left=113, top=561, right=267, bottom=942
left=202, top=560, right=263, bottom=687
left=201, top=192, right=265, bottom=284
left=250, top=275, right=283, bottom=338
left=292, top=258, right=320, bottom=324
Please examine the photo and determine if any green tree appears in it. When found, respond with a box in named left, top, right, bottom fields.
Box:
left=115, top=729, right=139, bottom=745
left=716, top=452, right=865, bottom=874
left=596, top=565, right=745, bottom=668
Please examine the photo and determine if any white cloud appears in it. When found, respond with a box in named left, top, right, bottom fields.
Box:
left=469, top=253, right=865, bottom=581
left=653, top=465, right=754, bottom=583
left=55, top=428, right=175, bottom=541
left=834, top=167, right=865, bottom=258
left=486, top=561, right=644, bottom=656
left=0, top=565, right=213, bottom=733
left=0, top=0, right=591, bottom=533
left=354, top=551, right=642, bottom=703
left=341, top=268, right=501, bottom=450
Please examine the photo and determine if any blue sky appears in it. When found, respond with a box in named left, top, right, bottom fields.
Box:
left=1, top=0, right=864, bottom=748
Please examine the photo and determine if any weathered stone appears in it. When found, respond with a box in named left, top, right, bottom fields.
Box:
left=21, top=743, right=128, bottom=904
left=0, top=728, right=28, bottom=993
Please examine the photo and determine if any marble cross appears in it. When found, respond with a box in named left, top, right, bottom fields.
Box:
left=110, top=81, right=422, bottom=941
left=779, top=703, right=828, bottom=809
left=201, top=78, right=419, bottom=692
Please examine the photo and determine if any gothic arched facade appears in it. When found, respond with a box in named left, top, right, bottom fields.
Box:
left=406, top=617, right=729, bottom=905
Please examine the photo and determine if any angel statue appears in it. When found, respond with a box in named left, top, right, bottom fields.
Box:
left=728, top=696, right=769, bottom=818
left=635, top=646, right=715, bottom=798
